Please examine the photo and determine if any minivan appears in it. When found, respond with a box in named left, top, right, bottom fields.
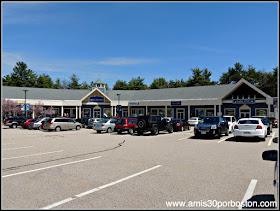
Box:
left=43, top=118, right=82, bottom=132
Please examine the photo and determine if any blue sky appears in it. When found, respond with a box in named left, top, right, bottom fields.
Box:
left=2, top=2, right=278, bottom=88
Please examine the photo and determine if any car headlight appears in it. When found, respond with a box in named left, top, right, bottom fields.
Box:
left=211, top=125, right=217, bottom=129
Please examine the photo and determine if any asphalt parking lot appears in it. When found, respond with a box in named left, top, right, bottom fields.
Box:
left=1, top=126, right=278, bottom=209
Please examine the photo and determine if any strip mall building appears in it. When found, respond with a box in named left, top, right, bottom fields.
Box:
left=2, top=79, right=278, bottom=120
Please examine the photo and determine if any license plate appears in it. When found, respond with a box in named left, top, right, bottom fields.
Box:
left=244, top=132, right=251, bottom=134
left=201, top=131, right=206, bottom=134
left=201, top=127, right=205, bottom=129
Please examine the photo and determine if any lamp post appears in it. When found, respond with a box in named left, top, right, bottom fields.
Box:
left=23, top=90, right=28, bottom=117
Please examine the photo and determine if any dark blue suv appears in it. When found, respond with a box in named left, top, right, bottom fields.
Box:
left=194, top=116, right=229, bottom=139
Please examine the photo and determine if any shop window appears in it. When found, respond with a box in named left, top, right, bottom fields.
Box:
left=103, top=108, right=111, bottom=118
left=167, top=108, right=174, bottom=118
left=206, top=109, right=214, bottom=116
left=255, top=109, right=267, bottom=116
left=83, top=108, right=91, bottom=117
left=195, top=109, right=204, bottom=118
left=224, top=108, right=235, bottom=116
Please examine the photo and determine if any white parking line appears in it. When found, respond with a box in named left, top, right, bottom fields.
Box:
left=178, top=137, right=189, bottom=141
left=268, top=132, right=275, bottom=146
left=41, top=165, right=162, bottom=209
left=3, top=146, right=35, bottom=151
left=2, top=143, right=15, bottom=145
left=238, top=179, right=258, bottom=209
left=2, top=150, right=64, bottom=160
left=217, top=135, right=233, bottom=144
left=2, top=156, right=102, bottom=178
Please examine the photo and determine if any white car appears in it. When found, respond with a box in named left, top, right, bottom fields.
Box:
left=187, top=117, right=201, bottom=126
left=223, top=115, right=237, bottom=133
left=233, top=118, right=267, bottom=141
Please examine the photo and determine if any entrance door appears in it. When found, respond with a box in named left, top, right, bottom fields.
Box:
left=64, top=109, right=71, bottom=117
left=94, top=110, right=101, bottom=118
left=240, top=109, right=250, bottom=118
left=177, top=109, right=185, bottom=119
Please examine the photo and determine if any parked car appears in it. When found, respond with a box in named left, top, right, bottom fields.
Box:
left=115, top=117, right=138, bottom=134
left=262, top=149, right=278, bottom=205
left=93, top=118, right=117, bottom=133
left=74, top=117, right=91, bottom=128
left=252, top=116, right=272, bottom=135
left=87, top=118, right=104, bottom=129
left=134, top=115, right=173, bottom=135
left=22, top=119, right=37, bottom=129
left=223, top=115, right=237, bottom=133
left=187, top=117, right=201, bottom=126
left=28, top=117, right=50, bottom=130
left=43, top=118, right=82, bottom=132
left=267, top=117, right=278, bottom=128
left=233, top=118, right=267, bottom=141
left=4, top=116, right=28, bottom=128
left=182, top=120, right=191, bottom=131
left=194, top=116, right=229, bottom=138
left=171, top=119, right=187, bottom=132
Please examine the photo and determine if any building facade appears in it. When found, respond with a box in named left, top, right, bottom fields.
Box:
left=2, top=79, right=278, bottom=120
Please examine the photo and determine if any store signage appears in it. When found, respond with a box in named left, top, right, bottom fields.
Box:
left=128, top=102, right=140, bottom=105
left=21, top=103, right=30, bottom=111
left=232, top=99, right=255, bottom=104
left=89, top=96, right=104, bottom=103
left=273, top=98, right=278, bottom=107
left=171, top=101, right=181, bottom=106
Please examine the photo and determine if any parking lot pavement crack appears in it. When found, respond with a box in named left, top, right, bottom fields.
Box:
left=1, top=140, right=126, bottom=172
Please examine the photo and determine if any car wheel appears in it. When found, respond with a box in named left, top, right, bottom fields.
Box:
left=137, top=131, right=143, bottom=135
left=137, top=119, right=146, bottom=129
left=151, top=126, right=159, bottom=135
left=225, top=129, right=229, bottom=136
left=168, top=126, right=173, bottom=133
left=12, top=124, right=17, bottom=129
left=117, top=131, right=122, bottom=134
left=55, top=126, right=61, bottom=132
left=128, top=128, right=134, bottom=135
left=76, top=126, right=81, bottom=130
left=107, top=127, right=112, bottom=133
left=217, top=129, right=221, bottom=139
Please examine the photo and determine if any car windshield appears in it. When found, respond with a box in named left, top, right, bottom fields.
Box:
left=224, top=117, right=231, bottom=122
left=238, top=120, right=259, bottom=124
left=201, top=117, right=219, bottom=124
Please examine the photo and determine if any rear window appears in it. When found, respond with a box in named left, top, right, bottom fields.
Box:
left=171, top=120, right=180, bottom=123
left=190, top=117, right=197, bottom=120
left=224, top=117, right=231, bottom=122
left=116, top=119, right=126, bottom=124
left=238, top=120, right=259, bottom=124
left=99, top=119, right=108, bottom=123
left=46, top=119, right=53, bottom=122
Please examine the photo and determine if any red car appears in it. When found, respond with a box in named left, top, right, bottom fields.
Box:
left=22, top=119, right=37, bottom=129
left=171, top=119, right=190, bottom=131
left=115, top=118, right=138, bottom=134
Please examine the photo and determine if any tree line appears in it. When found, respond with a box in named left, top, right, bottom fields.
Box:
left=2, top=61, right=278, bottom=97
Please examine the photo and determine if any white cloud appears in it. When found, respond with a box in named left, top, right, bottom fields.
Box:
left=2, top=52, right=23, bottom=67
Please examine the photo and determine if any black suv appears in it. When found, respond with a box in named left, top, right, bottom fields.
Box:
left=194, top=116, right=229, bottom=138
left=134, top=115, right=173, bottom=135
left=4, top=116, right=28, bottom=128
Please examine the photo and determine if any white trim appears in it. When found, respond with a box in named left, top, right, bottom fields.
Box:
left=224, top=108, right=236, bottom=116
left=80, top=88, right=112, bottom=103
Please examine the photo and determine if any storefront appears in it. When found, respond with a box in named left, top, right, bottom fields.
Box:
left=2, top=78, right=277, bottom=120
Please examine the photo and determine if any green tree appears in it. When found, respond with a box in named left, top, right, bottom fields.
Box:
left=35, top=73, right=54, bottom=88
left=3, top=62, right=38, bottom=87
left=150, top=77, right=168, bottom=89
left=113, top=80, right=129, bottom=90
left=219, top=63, right=246, bottom=84
left=53, top=78, right=63, bottom=89
left=68, top=74, right=80, bottom=89
left=186, top=68, right=217, bottom=86
left=80, top=81, right=90, bottom=89
left=128, top=76, right=147, bottom=90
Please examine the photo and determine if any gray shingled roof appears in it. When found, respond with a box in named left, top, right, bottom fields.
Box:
left=106, top=84, right=236, bottom=101
left=2, top=86, right=91, bottom=100
left=2, top=83, right=236, bottom=101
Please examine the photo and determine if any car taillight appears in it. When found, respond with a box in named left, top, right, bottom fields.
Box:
left=49, top=122, right=53, bottom=124
left=275, top=120, right=278, bottom=123
left=176, top=123, right=180, bottom=126
left=256, top=125, right=262, bottom=129
left=94, top=123, right=96, bottom=126
left=101, top=124, right=105, bottom=126
left=6, top=120, right=10, bottom=123
left=234, top=125, right=238, bottom=129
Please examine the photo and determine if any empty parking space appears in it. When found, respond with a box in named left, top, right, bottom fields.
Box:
left=1, top=126, right=278, bottom=209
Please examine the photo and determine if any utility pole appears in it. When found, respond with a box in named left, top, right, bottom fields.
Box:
left=117, top=94, right=121, bottom=117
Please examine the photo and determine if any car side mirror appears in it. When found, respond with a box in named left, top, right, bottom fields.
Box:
left=262, top=150, right=277, bottom=161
